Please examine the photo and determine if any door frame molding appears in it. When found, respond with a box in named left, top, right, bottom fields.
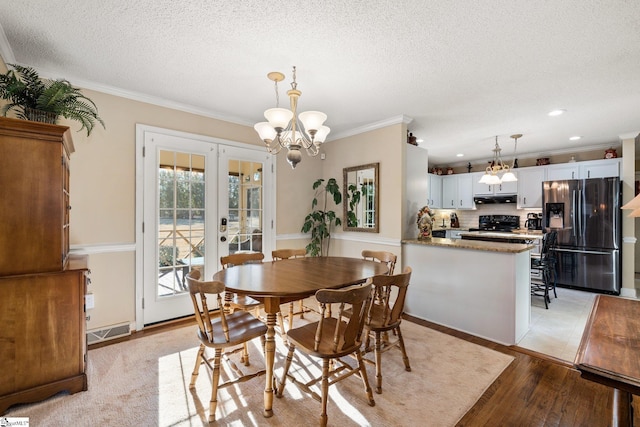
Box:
left=134, top=124, right=276, bottom=331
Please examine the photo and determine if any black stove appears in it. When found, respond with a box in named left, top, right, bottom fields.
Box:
left=471, top=215, right=520, bottom=232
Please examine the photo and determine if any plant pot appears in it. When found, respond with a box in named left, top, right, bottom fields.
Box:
left=24, top=107, right=58, bottom=124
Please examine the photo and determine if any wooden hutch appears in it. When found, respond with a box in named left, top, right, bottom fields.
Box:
left=0, top=117, right=88, bottom=414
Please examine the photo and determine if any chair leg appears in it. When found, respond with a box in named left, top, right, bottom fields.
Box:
left=190, top=344, right=205, bottom=388
left=355, top=350, right=375, bottom=407
left=374, top=331, right=383, bottom=394
left=241, top=342, right=250, bottom=366
left=288, top=302, right=295, bottom=331
left=396, top=326, right=411, bottom=372
left=277, top=345, right=295, bottom=398
left=209, top=348, right=223, bottom=423
left=277, top=311, right=287, bottom=344
left=320, top=359, right=330, bottom=427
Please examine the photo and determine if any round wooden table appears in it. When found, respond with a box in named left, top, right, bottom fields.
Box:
left=212, top=256, right=389, bottom=417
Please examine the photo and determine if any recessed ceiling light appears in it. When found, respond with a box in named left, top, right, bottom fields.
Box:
left=548, top=109, right=566, bottom=117
left=456, top=153, right=464, bottom=157
left=569, top=136, right=581, bottom=141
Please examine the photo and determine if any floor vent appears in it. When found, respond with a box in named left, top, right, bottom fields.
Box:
left=87, top=323, right=131, bottom=344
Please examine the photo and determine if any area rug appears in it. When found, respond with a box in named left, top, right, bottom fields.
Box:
left=6, top=319, right=513, bottom=426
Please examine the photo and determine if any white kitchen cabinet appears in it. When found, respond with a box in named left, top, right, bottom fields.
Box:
left=443, top=174, right=474, bottom=209
left=442, top=175, right=457, bottom=208
left=546, top=163, right=579, bottom=181
left=472, top=172, right=493, bottom=196
left=457, top=174, right=475, bottom=208
left=472, top=171, right=517, bottom=195
left=426, top=173, right=442, bottom=208
left=578, top=158, right=620, bottom=179
left=517, top=167, right=545, bottom=208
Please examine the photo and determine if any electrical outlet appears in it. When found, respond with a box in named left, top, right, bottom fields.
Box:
left=85, top=293, right=95, bottom=310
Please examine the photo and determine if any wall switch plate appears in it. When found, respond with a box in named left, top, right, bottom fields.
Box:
left=85, top=294, right=95, bottom=310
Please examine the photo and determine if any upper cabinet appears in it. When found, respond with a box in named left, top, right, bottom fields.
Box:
left=546, top=163, right=579, bottom=181
left=427, top=173, right=442, bottom=208
left=578, top=158, right=620, bottom=179
left=546, top=158, right=620, bottom=181
left=517, top=167, right=545, bottom=208
left=442, top=174, right=474, bottom=209
left=472, top=171, right=518, bottom=196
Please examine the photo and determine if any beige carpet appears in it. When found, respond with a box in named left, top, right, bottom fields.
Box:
left=6, top=319, right=513, bottom=426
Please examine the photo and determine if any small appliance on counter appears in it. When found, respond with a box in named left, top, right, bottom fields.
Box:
left=525, top=213, right=542, bottom=230
left=450, top=213, right=460, bottom=228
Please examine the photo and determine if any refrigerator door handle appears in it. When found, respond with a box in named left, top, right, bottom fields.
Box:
left=571, top=189, right=577, bottom=239
left=554, top=248, right=613, bottom=255
left=578, top=189, right=583, bottom=242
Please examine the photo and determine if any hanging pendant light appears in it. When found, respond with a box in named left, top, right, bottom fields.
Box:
left=254, top=66, right=330, bottom=169
left=478, top=134, right=521, bottom=184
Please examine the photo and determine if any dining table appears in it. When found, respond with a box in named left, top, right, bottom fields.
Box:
left=212, top=256, right=389, bottom=417
left=574, top=294, right=640, bottom=427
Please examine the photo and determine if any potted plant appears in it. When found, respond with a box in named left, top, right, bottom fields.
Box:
left=0, top=64, right=105, bottom=136
left=301, top=178, right=342, bottom=256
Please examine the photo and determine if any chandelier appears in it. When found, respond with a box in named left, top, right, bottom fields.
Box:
left=478, top=134, right=521, bottom=185
left=254, top=66, right=330, bottom=169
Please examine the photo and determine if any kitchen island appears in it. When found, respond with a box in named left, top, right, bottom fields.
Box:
left=402, top=237, right=534, bottom=345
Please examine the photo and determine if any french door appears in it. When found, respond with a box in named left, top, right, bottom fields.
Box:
left=139, top=127, right=273, bottom=326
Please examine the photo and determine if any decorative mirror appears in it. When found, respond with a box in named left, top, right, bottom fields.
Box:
left=343, top=163, right=379, bottom=232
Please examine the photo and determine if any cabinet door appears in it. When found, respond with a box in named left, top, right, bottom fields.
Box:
left=441, top=175, right=457, bottom=208
left=472, top=172, right=494, bottom=196
left=427, top=174, right=442, bottom=208
left=517, top=167, right=545, bottom=208
left=547, top=164, right=579, bottom=181
left=0, top=268, right=87, bottom=397
left=494, top=177, right=518, bottom=194
left=457, top=174, right=474, bottom=209
left=579, top=159, right=620, bottom=179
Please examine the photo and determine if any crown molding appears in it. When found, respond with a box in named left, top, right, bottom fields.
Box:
left=327, top=115, right=413, bottom=142
left=619, top=131, right=640, bottom=140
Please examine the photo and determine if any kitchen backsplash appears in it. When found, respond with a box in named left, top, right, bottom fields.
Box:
left=434, top=205, right=542, bottom=230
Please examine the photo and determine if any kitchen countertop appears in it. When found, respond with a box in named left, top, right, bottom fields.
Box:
left=403, top=237, right=534, bottom=253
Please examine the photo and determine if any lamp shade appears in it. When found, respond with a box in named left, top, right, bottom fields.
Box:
left=298, top=111, right=327, bottom=132
left=313, top=125, right=331, bottom=143
left=485, top=174, right=502, bottom=185
left=501, top=171, right=518, bottom=182
left=264, top=107, right=293, bottom=130
left=478, top=173, right=491, bottom=184
left=254, top=122, right=277, bottom=141
left=621, top=193, right=640, bottom=210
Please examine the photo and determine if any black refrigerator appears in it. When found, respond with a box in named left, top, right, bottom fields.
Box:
left=542, top=177, right=621, bottom=294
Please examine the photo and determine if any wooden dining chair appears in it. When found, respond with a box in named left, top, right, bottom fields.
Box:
left=276, top=281, right=375, bottom=427
left=185, top=270, right=267, bottom=423
left=272, top=248, right=311, bottom=333
left=220, top=252, right=265, bottom=365
left=220, top=252, right=265, bottom=315
left=362, top=266, right=412, bottom=394
left=361, top=250, right=397, bottom=275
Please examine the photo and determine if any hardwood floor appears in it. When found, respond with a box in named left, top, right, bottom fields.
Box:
left=91, top=314, right=638, bottom=426
left=405, top=316, right=639, bottom=426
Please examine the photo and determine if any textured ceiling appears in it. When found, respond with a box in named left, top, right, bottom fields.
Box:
left=1, top=0, right=639, bottom=165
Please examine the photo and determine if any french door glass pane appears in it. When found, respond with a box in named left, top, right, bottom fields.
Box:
left=227, top=159, right=263, bottom=254
left=157, top=150, right=205, bottom=297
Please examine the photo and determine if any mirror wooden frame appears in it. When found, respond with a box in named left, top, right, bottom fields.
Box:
left=343, top=162, right=379, bottom=233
